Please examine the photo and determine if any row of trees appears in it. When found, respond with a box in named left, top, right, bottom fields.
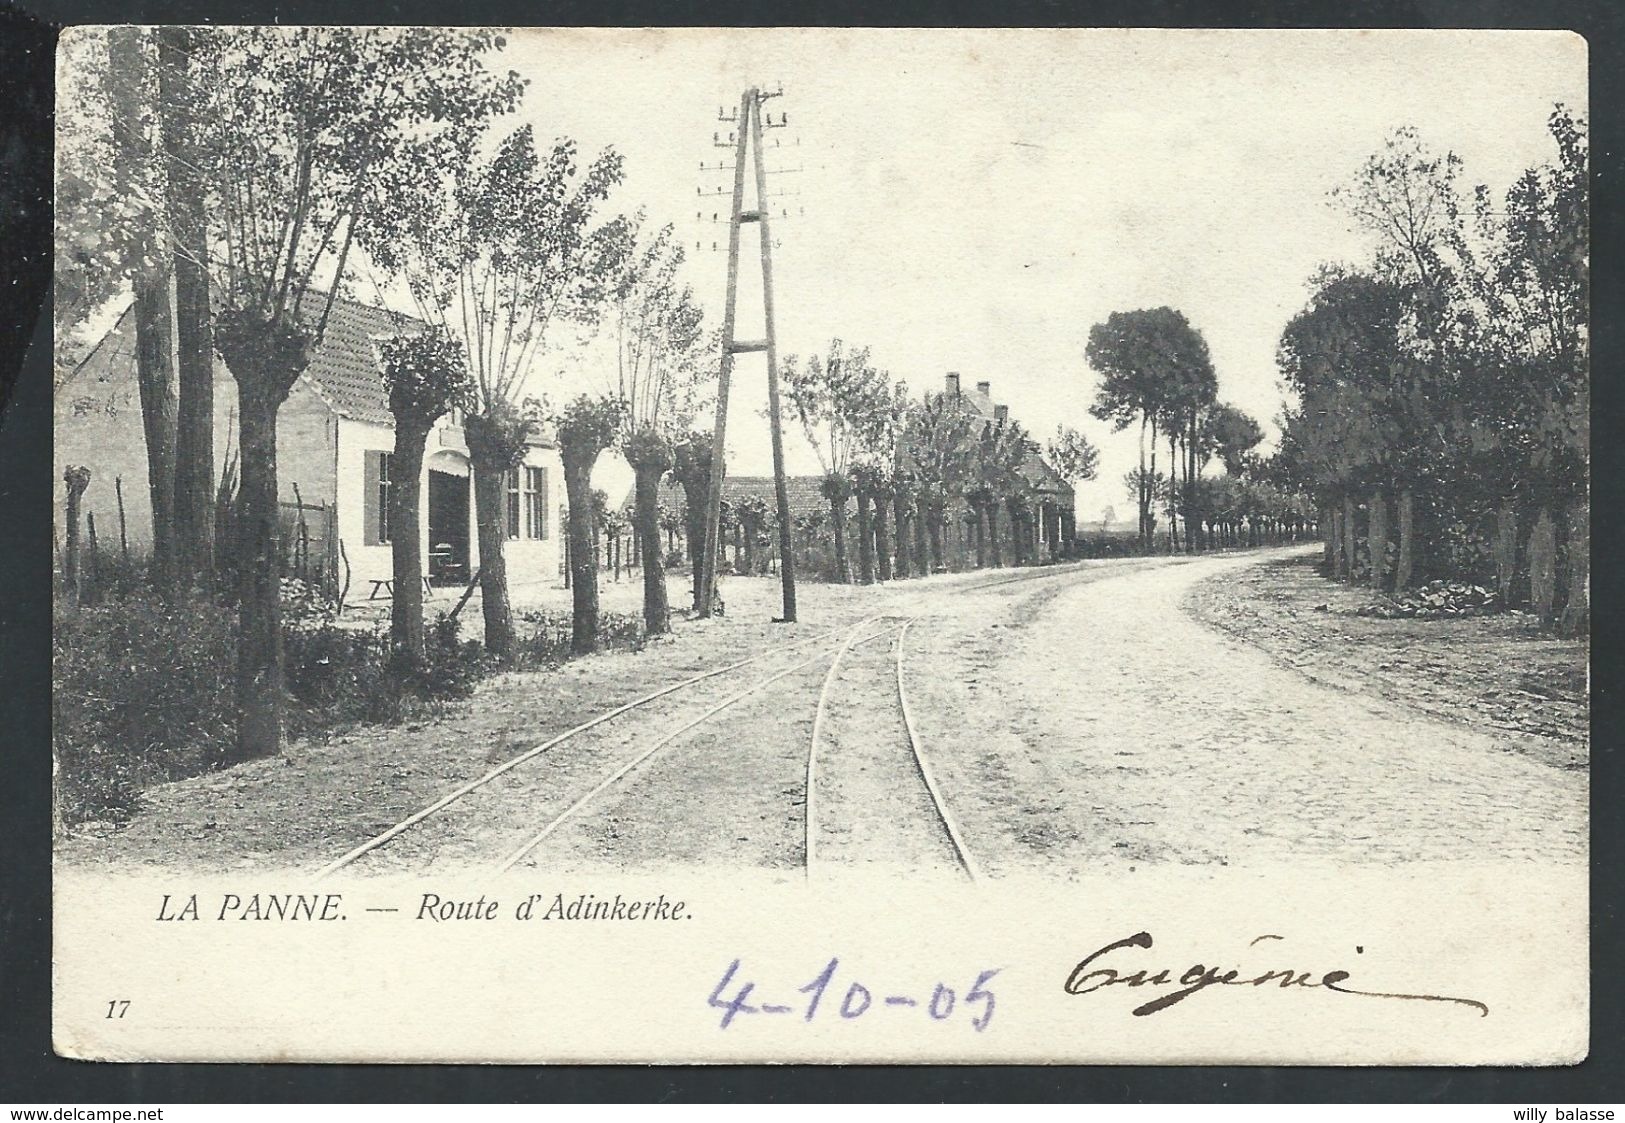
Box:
left=1276, top=108, right=1587, bottom=634
left=779, top=342, right=1101, bottom=583
left=1087, top=307, right=1303, bottom=552
left=58, top=27, right=720, bottom=765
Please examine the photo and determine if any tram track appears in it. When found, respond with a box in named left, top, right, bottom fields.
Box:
left=314, top=556, right=1137, bottom=876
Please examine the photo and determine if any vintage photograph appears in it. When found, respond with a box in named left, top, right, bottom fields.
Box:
left=48, top=26, right=1588, bottom=1064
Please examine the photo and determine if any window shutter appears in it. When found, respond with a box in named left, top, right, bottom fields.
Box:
left=363, top=450, right=380, bottom=545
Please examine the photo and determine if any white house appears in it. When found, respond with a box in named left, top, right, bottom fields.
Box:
left=54, top=296, right=564, bottom=603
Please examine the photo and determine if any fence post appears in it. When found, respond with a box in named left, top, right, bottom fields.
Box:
left=85, top=511, right=100, bottom=604
left=115, top=475, right=131, bottom=566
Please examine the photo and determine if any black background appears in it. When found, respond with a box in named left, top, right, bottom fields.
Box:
left=2, top=0, right=1620, bottom=1103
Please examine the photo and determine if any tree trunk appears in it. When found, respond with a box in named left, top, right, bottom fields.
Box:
left=471, top=465, right=515, bottom=659
left=563, top=453, right=599, bottom=654
left=160, top=27, right=214, bottom=591
left=855, top=492, right=875, bottom=584
left=1558, top=498, right=1588, bottom=638
left=875, top=497, right=893, bottom=582
left=829, top=496, right=851, bottom=583
left=1395, top=488, right=1415, bottom=591
left=913, top=494, right=929, bottom=575
left=133, top=274, right=178, bottom=589
left=1329, top=505, right=1346, bottom=579
left=988, top=502, right=1003, bottom=568
left=927, top=503, right=946, bottom=572
left=231, top=388, right=284, bottom=763
left=680, top=478, right=707, bottom=610
left=1005, top=499, right=1023, bottom=566
left=1494, top=499, right=1518, bottom=607
left=388, top=421, right=430, bottom=662
left=1528, top=506, right=1557, bottom=629
left=971, top=501, right=987, bottom=569
left=1368, top=490, right=1388, bottom=590
left=62, top=468, right=90, bottom=606
left=1341, top=494, right=1357, bottom=584
left=893, top=496, right=911, bottom=580
left=108, top=27, right=178, bottom=590
left=1321, top=504, right=1335, bottom=572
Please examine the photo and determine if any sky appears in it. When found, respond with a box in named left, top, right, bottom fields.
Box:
left=423, top=30, right=1586, bottom=513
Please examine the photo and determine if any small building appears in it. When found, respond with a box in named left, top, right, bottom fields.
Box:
left=54, top=296, right=564, bottom=603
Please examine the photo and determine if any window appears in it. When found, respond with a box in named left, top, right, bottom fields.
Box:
left=505, top=470, right=521, bottom=540
left=524, top=466, right=548, bottom=540
left=366, top=450, right=393, bottom=545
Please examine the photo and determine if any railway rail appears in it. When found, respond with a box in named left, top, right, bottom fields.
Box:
left=314, top=555, right=1125, bottom=877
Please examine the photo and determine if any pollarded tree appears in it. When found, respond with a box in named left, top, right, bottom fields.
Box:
left=991, top=420, right=1036, bottom=565
left=671, top=432, right=716, bottom=611
left=608, top=215, right=710, bottom=634
left=380, top=327, right=472, bottom=662
left=902, top=391, right=977, bottom=573
left=556, top=395, right=627, bottom=654
left=370, top=122, right=625, bottom=660
left=782, top=340, right=892, bottom=584
left=191, top=26, right=522, bottom=760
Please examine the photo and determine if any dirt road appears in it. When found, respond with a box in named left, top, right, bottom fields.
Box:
left=59, top=549, right=1587, bottom=875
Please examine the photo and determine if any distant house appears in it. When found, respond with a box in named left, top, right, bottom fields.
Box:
left=937, top=371, right=1077, bottom=559
left=54, top=296, right=564, bottom=601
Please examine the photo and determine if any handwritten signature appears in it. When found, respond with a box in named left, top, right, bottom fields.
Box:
left=1065, top=932, right=1489, bottom=1018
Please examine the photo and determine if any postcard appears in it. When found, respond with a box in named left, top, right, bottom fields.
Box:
left=51, top=25, right=1588, bottom=1064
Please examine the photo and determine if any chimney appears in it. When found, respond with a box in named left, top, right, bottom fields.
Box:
left=976, top=380, right=991, bottom=397
left=995, top=404, right=1009, bottom=424
left=945, top=372, right=961, bottom=396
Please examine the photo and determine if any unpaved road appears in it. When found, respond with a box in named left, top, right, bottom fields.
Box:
left=59, top=549, right=1587, bottom=875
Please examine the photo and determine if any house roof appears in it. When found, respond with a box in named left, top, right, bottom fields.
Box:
left=67, top=293, right=558, bottom=447
left=292, top=294, right=418, bottom=426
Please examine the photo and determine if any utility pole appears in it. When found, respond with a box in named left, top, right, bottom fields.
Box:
left=699, top=86, right=798, bottom=623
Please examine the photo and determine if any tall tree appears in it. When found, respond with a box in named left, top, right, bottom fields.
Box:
left=608, top=215, right=709, bottom=634
left=1087, top=308, right=1207, bottom=551
left=156, top=27, right=216, bottom=589
left=195, top=27, right=522, bottom=759
left=106, top=28, right=179, bottom=588
left=372, top=122, right=623, bottom=660
left=1204, top=404, right=1264, bottom=477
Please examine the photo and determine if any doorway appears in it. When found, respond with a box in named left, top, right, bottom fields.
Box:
left=427, top=470, right=470, bottom=585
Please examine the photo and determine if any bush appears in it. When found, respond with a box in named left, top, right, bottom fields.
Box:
left=54, top=598, right=238, bottom=824
left=56, top=593, right=491, bottom=828
left=518, top=608, right=644, bottom=665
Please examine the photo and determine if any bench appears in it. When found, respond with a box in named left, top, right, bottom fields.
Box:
left=366, top=576, right=435, bottom=601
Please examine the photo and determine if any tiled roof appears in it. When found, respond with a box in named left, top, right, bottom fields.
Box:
left=293, top=293, right=420, bottom=426
left=69, top=293, right=558, bottom=446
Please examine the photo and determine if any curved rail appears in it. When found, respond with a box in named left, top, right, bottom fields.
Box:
left=894, top=618, right=981, bottom=881
left=803, top=616, right=891, bottom=872
left=313, top=622, right=852, bottom=878
left=491, top=619, right=900, bottom=874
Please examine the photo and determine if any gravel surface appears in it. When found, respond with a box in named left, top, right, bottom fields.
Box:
left=57, top=550, right=1586, bottom=876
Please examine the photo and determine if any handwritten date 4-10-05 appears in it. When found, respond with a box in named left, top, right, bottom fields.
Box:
left=708, top=958, right=1000, bottom=1031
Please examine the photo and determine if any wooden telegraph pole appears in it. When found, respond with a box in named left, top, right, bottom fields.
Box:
left=699, top=86, right=798, bottom=623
